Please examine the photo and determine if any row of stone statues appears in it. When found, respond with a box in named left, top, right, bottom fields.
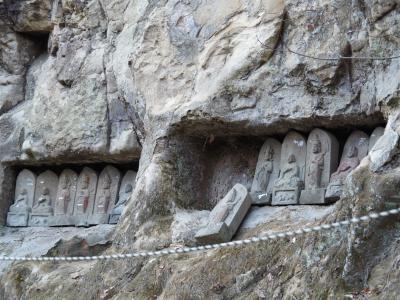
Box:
left=195, top=127, right=385, bottom=244
left=7, top=166, right=137, bottom=227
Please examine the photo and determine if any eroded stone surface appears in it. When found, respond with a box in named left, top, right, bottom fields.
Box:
left=250, top=138, right=281, bottom=205
left=369, top=127, right=385, bottom=151
left=300, top=129, right=339, bottom=204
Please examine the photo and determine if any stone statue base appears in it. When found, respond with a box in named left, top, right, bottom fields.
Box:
left=250, top=192, right=271, bottom=206
left=88, top=214, right=109, bottom=225
left=50, top=215, right=75, bottom=226
left=7, top=212, right=29, bottom=227
left=74, top=215, right=90, bottom=227
left=299, top=188, right=326, bottom=204
left=29, top=213, right=52, bottom=227
left=195, top=222, right=230, bottom=244
left=109, top=213, right=121, bottom=224
left=325, top=183, right=342, bottom=202
left=271, top=187, right=301, bottom=205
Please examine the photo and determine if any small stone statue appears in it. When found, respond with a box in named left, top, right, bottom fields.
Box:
left=76, top=175, right=90, bottom=214
left=307, top=137, right=325, bottom=190
left=329, top=146, right=359, bottom=184
left=96, top=174, right=112, bottom=214
left=255, top=147, right=274, bottom=188
left=56, top=175, right=71, bottom=214
left=272, top=154, right=304, bottom=205
left=111, top=183, right=133, bottom=216
left=9, top=189, right=30, bottom=213
left=274, top=154, right=302, bottom=189
left=32, top=187, right=53, bottom=214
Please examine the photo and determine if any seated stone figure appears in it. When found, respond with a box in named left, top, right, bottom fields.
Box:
left=32, top=187, right=53, bottom=214
left=325, top=145, right=360, bottom=201
left=111, top=183, right=133, bottom=216
left=96, top=175, right=112, bottom=214
left=274, top=154, right=303, bottom=188
left=329, top=145, right=359, bottom=185
left=9, top=189, right=30, bottom=213
left=272, top=154, right=304, bottom=205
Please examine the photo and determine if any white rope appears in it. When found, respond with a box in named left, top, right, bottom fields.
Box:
left=0, top=207, right=399, bottom=262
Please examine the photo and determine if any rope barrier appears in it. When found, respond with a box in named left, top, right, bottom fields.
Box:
left=0, top=207, right=399, bottom=263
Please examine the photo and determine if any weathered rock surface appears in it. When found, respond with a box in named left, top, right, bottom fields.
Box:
left=0, top=0, right=399, bottom=299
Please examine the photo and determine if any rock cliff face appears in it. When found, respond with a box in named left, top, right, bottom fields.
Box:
left=0, top=0, right=400, bottom=299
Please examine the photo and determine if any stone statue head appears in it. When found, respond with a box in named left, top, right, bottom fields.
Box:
left=42, top=187, right=50, bottom=195
left=125, top=184, right=133, bottom=193
left=312, top=136, right=321, bottom=154
left=347, top=145, right=358, bottom=158
left=82, top=174, right=90, bottom=189
left=288, top=154, right=296, bottom=163
left=266, top=146, right=274, bottom=160
left=103, top=174, right=111, bottom=189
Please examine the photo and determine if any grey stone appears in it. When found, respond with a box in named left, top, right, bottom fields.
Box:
left=109, top=170, right=136, bottom=224
left=89, top=166, right=121, bottom=225
left=300, top=129, right=339, bottom=204
left=73, top=167, right=98, bottom=227
left=369, top=127, right=385, bottom=152
left=272, top=132, right=306, bottom=205
left=250, top=138, right=281, bottom=206
left=325, top=131, right=369, bottom=201
left=195, top=183, right=251, bottom=244
left=7, top=169, right=36, bottom=227
left=29, top=170, right=58, bottom=227
left=51, top=169, right=78, bottom=226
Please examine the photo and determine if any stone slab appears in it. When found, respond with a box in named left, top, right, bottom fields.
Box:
left=29, top=213, right=52, bottom=227
left=195, top=183, right=251, bottom=244
left=7, top=212, right=29, bottom=227
left=109, top=170, right=136, bottom=224
left=299, top=188, right=326, bottom=205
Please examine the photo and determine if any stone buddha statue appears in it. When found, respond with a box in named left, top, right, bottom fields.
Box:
left=255, top=146, right=274, bottom=192
left=112, top=183, right=133, bottom=215
left=33, top=187, right=53, bottom=213
left=56, top=175, right=71, bottom=214
left=96, top=174, right=112, bottom=214
left=330, top=145, right=359, bottom=184
left=307, top=136, right=325, bottom=189
left=9, top=189, right=30, bottom=213
left=210, top=187, right=238, bottom=224
left=274, top=154, right=302, bottom=189
left=76, top=175, right=90, bottom=214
